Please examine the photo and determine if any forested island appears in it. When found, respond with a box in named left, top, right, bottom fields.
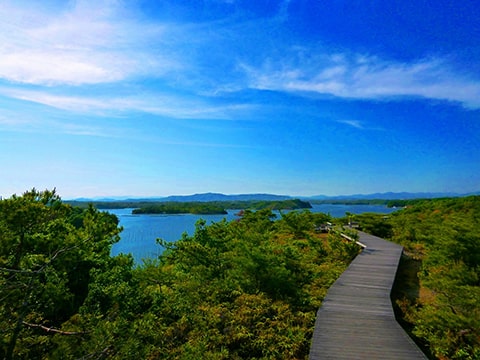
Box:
left=66, top=198, right=312, bottom=214
left=132, top=202, right=228, bottom=214
left=1, top=190, right=478, bottom=359
left=67, top=196, right=451, bottom=212
left=132, top=199, right=312, bottom=214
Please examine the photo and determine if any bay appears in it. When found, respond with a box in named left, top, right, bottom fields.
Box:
left=108, top=204, right=398, bottom=264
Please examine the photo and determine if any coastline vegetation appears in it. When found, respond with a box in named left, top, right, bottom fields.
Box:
left=309, top=198, right=390, bottom=206
left=132, top=199, right=312, bottom=214
left=1, top=189, right=478, bottom=359
left=353, top=196, right=480, bottom=359
left=132, top=202, right=228, bottom=215
left=0, top=189, right=352, bottom=359
left=67, top=198, right=312, bottom=214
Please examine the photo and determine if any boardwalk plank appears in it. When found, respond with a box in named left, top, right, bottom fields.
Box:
left=309, top=231, right=427, bottom=359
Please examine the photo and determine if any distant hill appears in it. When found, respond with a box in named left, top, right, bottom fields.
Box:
left=70, top=191, right=479, bottom=203
left=158, top=192, right=292, bottom=202
left=70, top=193, right=292, bottom=203
left=306, top=191, right=478, bottom=200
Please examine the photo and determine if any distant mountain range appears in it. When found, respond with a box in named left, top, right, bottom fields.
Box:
left=305, top=191, right=479, bottom=200
left=158, top=193, right=291, bottom=202
left=71, top=191, right=479, bottom=202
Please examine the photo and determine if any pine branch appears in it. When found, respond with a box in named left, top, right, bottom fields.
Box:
left=22, top=321, right=90, bottom=335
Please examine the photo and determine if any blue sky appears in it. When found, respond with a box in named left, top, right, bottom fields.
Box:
left=1, top=0, right=479, bottom=198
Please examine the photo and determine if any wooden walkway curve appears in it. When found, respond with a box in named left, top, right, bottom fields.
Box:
left=309, top=231, right=427, bottom=359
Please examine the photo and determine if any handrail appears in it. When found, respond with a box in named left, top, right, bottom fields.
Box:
left=340, top=232, right=367, bottom=248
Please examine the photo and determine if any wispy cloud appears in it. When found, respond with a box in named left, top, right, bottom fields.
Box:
left=0, top=0, right=257, bottom=122
left=0, top=87, right=255, bottom=120
left=337, top=120, right=364, bottom=129
left=0, top=0, right=180, bottom=86
left=244, top=53, right=480, bottom=109
left=0, top=113, right=114, bottom=138
left=335, top=119, right=385, bottom=131
left=2, top=0, right=479, bottom=122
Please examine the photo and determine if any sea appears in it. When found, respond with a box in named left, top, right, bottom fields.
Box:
left=107, top=204, right=398, bottom=264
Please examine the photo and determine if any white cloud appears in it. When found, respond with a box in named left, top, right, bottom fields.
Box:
left=0, top=51, right=127, bottom=85
left=2, top=0, right=478, bottom=118
left=0, top=0, right=178, bottom=85
left=245, top=54, right=480, bottom=109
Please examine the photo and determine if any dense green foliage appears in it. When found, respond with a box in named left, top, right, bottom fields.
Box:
left=1, top=191, right=356, bottom=359
left=225, top=198, right=312, bottom=210
left=355, top=196, right=480, bottom=359
left=385, top=198, right=442, bottom=208
left=0, top=189, right=122, bottom=360
left=68, top=199, right=312, bottom=214
left=132, top=199, right=311, bottom=214
left=132, top=202, right=228, bottom=215
left=310, top=198, right=390, bottom=205
left=5, top=190, right=477, bottom=359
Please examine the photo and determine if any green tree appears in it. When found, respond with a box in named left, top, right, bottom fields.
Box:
left=0, top=189, right=122, bottom=359
left=149, top=209, right=357, bottom=359
left=385, top=196, right=480, bottom=359
left=1, top=190, right=360, bottom=359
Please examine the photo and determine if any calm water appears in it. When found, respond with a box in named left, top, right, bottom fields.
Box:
left=108, top=204, right=398, bottom=264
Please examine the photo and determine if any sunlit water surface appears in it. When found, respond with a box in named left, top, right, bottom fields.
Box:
left=108, top=204, right=398, bottom=263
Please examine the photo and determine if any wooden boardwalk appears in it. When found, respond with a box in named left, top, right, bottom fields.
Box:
left=309, top=231, right=427, bottom=359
